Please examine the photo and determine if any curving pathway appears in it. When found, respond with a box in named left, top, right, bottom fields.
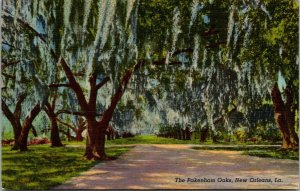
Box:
left=54, top=144, right=299, bottom=189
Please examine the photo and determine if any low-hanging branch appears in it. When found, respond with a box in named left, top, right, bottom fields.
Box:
left=57, top=118, right=76, bottom=132
left=3, top=13, right=90, bottom=113
left=14, top=93, right=27, bottom=119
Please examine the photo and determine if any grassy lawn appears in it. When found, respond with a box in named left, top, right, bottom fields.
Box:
left=106, top=135, right=200, bottom=144
left=62, top=135, right=280, bottom=146
left=106, top=135, right=277, bottom=145
left=2, top=145, right=132, bottom=190
left=192, top=146, right=299, bottom=160
left=62, top=135, right=199, bottom=146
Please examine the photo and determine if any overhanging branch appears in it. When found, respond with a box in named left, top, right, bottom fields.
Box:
left=3, top=13, right=89, bottom=112
left=57, top=118, right=76, bottom=132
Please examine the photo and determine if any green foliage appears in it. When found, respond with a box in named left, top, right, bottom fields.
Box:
left=2, top=145, right=131, bottom=190
left=106, top=135, right=198, bottom=145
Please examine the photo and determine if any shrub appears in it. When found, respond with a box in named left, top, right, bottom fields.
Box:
left=28, top=137, right=50, bottom=145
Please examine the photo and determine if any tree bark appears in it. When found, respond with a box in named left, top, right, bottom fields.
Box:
left=84, top=69, right=135, bottom=160
left=185, top=127, right=191, bottom=140
left=284, top=85, right=299, bottom=148
left=181, top=129, right=185, bottom=140
left=84, top=119, right=107, bottom=160
left=271, top=83, right=298, bottom=149
left=200, top=127, right=208, bottom=142
left=49, top=116, right=63, bottom=147
left=44, top=103, right=63, bottom=147
left=2, top=96, right=24, bottom=149
left=18, top=104, right=41, bottom=151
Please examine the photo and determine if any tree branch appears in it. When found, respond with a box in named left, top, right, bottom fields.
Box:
left=57, top=118, right=76, bottom=132
left=21, top=103, right=41, bottom=129
left=3, top=13, right=89, bottom=113
left=95, top=76, right=110, bottom=90
left=1, top=99, right=16, bottom=126
left=14, top=93, right=27, bottom=119
left=48, top=84, right=71, bottom=88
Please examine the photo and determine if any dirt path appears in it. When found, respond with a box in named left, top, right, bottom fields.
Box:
left=54, top=144, right=299, bottom=189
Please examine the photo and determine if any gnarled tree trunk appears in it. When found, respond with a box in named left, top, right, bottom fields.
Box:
left=185, top=127, right=191, bottom=140
left=285, top=85, right=299, bottom=148
left=18, top=104, right=41, bottom=151
left=271, top=83, right=298, bottom=149
left=44, top=102, right=63, bottom=147
left=49, top=116, right=63, bottom=147
left=11, top=123, right=22, bottom=150
left=200, top=127, right=208, bottom=142
left=2, top=95, right=42, bottom=151
left=84, top=118, right=107, bottom=160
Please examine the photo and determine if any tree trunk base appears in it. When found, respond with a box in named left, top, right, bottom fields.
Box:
left=84, top=152, right=107, bottom=160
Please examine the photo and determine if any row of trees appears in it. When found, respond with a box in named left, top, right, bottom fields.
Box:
left=1, top=0, right=298, bottom=161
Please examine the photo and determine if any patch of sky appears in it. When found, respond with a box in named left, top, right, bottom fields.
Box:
left=202, top=15, right=210, bottom=24
left=277, top=70, right=286, bottom=92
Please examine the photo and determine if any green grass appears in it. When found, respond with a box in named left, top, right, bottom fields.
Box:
left=63, top=135, right=279, bottom=146
left=2, top=144, right=132, bottom=190
left=62, top=135, right=198, bottom=145
left=106, top=135, right=200, bottom=144
left=106, top=135, right=276, bottom=145
left=192, top=146, right=299, bottom=160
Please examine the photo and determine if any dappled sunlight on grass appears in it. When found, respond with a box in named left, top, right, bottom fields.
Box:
left=106, top=135, right=199, bottom=145
left=2, top=145, right=132, bottom=190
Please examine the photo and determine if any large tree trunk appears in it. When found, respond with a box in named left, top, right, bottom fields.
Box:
left=84, top=119, right=106, bottom=160
left=271, top=83, right=298, bottom=149
left=75, top=117, right=86, bottom=141
left=45, top=103, right=63, bottom=147
left=200, top=127, right=208, bottom=142
left=185, top=127, right=191, bottom=140
left=10, top=104, right=41, bottom=151
left=181, top=129, right=185, bottom=140
left=50, top=116, right=63, bottom=147
left=18, top=124, right=31, bottom=151
left=284, top=85, right=299, bottom=148
left=84, top=68, right=135, bottom=160
left=2, top=96, right=25, bottom=150
left=11, top=123, right=22, bottom=150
